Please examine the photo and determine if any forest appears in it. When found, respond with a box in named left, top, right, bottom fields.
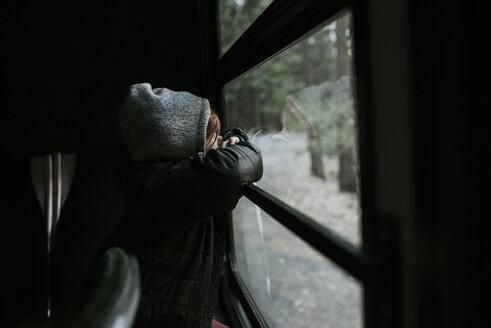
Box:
left=220, top=0, right=358, bottom=191
left=220, top=2, right=363, bottom=327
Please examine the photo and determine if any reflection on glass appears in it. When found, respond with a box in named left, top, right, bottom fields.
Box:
left=219, top=0, right=274, bottom=55
left=234, top=197, right=363, bottom=328
left=224, top=11, right=361, bottom=245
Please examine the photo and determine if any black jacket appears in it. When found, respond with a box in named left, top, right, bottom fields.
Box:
left=100, top=132, right=263, bottom=328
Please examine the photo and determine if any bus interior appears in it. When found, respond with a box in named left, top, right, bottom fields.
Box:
left=1, top=0, right=488, bottom=327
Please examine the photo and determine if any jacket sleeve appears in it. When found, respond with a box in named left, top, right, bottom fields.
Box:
left=155, top=139, right=263, bottom=217
left=219, top=127, right=263, bottom=184
left=213, top=140, right=263, bottom=185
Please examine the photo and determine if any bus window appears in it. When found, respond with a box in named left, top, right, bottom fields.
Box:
left=219, top=0, right=274, bottom=55
left=233, top=197, right=363, bottom=327
left=221, top=8, right=364, bottom=327
left=224, top=11, right=361, bottom=246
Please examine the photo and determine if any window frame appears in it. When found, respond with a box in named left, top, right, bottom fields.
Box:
left=198, top=0, right=399, bottom=327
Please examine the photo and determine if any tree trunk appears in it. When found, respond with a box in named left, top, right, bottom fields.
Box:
left=335, top=15, right=350, bottom=78
left=339, top=151, right=358, bottom=192
left=301, top=41, right=326, bottom=179
left=250, top=87, right=261, bottom=128
left=226, top=91, right=238, bottom=127
left=310, top=142, right=326, bottom=179
left=301, top=41, right=315, bottom=85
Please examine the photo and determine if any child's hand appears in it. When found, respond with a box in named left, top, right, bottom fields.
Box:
left=221, top=136, right=241, bottom=149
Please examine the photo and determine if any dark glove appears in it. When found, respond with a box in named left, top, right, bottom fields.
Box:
left=221, top=127, right=249, bottom=142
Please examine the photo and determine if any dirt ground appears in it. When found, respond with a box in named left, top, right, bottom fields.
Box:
left=232, top=132, right=363, bottom=328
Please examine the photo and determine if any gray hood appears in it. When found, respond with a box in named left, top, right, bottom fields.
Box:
left=119, top=83, right=210, bottom=162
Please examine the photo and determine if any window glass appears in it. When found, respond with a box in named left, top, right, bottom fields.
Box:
left=233, top=197, right=363, bottom=328
left=219, top=0, right=274, bottom=55
left=224, top=11, right=361, bottom=246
